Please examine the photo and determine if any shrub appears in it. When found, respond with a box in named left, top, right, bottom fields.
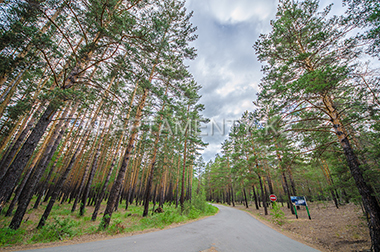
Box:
left=188, top=206, right=201, bottom=219
left=31, top=217, right=77, bottom=242
left=0, top=228, right=26, bottom=246
left=270, top=202, right=286, bottom=226
left=107, top=219, right=125, bottom=235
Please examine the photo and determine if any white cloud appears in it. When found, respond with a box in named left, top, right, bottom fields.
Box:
left=185, top=0, right=277, bottom=161
left=184, top=0, right=353, bottom=162
left=205, top=0, right=277, bottom=24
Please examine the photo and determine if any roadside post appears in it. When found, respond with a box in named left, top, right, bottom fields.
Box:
left=293, top=204, right=298, bottom=219
left=305, top=203, right=311, bottom=220
left=269, top=194, right=277, bottom=208
left=290, top=196, right=311, bottom=220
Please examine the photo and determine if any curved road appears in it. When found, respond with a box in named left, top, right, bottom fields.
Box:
left=20, top=204, right=319, bottom=252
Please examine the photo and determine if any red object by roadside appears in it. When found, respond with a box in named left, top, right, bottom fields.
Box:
left=269, top=194, right=277, bottom=202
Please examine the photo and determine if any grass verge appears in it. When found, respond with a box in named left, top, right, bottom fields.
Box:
left=0, top=199, right=218, bottom=248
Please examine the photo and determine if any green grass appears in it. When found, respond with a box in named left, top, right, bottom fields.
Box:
left=0, top=198, right=218, bottom=247
left=0, top=227, right=26, bottom=246
left=30, top=217, right=80, bottom=243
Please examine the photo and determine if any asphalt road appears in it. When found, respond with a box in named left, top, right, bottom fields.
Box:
left=19, top=204, right=319, bottom=252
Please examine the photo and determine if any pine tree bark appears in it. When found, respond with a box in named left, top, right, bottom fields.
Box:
left=230, top=187, right=235, bottom=207
left=37, top=128, right=90, bottom=228
left=0, top=104, right=44, bottom=180
left=33, top=103, right=78, bottom=209
left=143, top=92, right=168, bottom=216
left=0, top=103, right=57, bottom=211
left=6, top=110, right=64, bottom=219
left=91, top=155, right=117, bottom=221
left=180, top=105, right=190, bottom=214
left=9, top=122, right=60, bottom=229
left=174, top=155, right=180, bottom=208
left=80, top=121, right=110, bottom=216
left=243, top=187, right=249, bottom=208
left=323, top=94, right=380, bottom=251
left=126, top=141, right=141, bottom=211
left=259, top=175, right=268, bottom=215
left=5, top=165, right=35, bottom=217
left=102, top=88, right=149, bottom=227
left=252, top=184, right=259, bottom=210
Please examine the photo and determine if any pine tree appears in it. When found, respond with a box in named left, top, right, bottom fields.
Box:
left=254, top=0, right=380, bottom=249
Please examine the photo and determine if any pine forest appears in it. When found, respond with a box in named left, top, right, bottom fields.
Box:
left=0, top=0, right=380, bottom=251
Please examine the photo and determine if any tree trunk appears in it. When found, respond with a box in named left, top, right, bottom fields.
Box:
left=323, top=95, right=380, bottom=251
left=91, top=155, right=117, bottom=221
left=252, top=185, right=259, bottom=210
left=33, top=103, right=78, bottom=209
left=126, top=141, right=141, bottom=211
left=0, top=104, right=44, bottom=180
left=180, top=105, right=190, bottom=214
left=231, top=186, right=235, bottom=207
left=175, top=155, right=180, bottom=208
left=71, top=139, right=98, bottom=213
left=143, top=104, right=167, bottom=216
left=7, top=109, right=64, bottom=222
left=37, top=129, right=89, bottom=228
left=102, top=88, right=149, bottom=228
left=0, top=69, right=26, bottom=119
left=243, top=187, right=249, bottom=208
left=282, top=171, right=295, bottom=214
left=0, top=103, right=57, bottom=211
left=80, top=131, right=107, bottom=216
left=5, top=165, right=34, bottom=217
left=259, top=175, right=268, bottom=215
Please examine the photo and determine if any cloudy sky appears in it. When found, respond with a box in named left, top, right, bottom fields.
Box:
left=184, top=0, right=344, bottom=162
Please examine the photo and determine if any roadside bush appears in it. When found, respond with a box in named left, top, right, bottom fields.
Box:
left=0, top=227, right=25, bottom=246
left=107, top=219, right=125, bottom=235
left=183, top=188, right=217, bottom=216
left=188, top=206, right=201, bottom=219
left=31, top=217, right=78, bottom=242
left=270, top=202, right=286, bottom=226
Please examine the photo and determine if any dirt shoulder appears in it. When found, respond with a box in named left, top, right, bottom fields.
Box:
left=232, top=201, right=370, bottom=252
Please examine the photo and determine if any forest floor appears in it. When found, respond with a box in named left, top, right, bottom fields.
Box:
left=234, top=201, right=370, bottom=252
left=0, top=200, right=218, bottom=251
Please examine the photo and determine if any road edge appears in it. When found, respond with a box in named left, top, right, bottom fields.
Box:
left=1, top=207, right=220, bottom=252
left=220, top=204, right=326, bottom=252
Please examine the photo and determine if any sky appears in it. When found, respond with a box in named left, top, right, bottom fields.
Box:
left=184, top=0, right=345, bottom=162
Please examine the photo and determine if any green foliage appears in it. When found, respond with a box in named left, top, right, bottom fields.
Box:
left=270, top=202, right=286, bottom=226
left=0, top=227, right=26, bottom=246
left=345, top=0, right=380, bottom=57
left=31, top=217, right=79, bottom=243
left=182, top=189, right=218, bottom=219
left=107, top=219, right=124, bottom=235
left=98, top=214, right=110, bottom=231
left=139, top=206, right=186, bottom=229
left=138, top=190, right=217, bottom=230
